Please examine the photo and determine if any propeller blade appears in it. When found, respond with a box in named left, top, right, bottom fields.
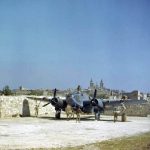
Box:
left=43, top=102, right=51, bottom=107
left=91, top=89, right=98, bottom=106
left=93, top=89, right=97, bottom=99
left=42, top=89, right=60, bottom=107
left=54, top=88, right=57, bottom=98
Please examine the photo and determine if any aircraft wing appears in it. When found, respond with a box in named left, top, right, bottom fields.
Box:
left=26, top=96, right=50, bottom=102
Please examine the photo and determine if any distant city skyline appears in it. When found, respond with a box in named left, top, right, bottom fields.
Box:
left=0, top=0, right=150, bottom=92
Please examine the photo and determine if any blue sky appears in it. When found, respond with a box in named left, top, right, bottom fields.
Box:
left=0, top=0, right=150, bottom=92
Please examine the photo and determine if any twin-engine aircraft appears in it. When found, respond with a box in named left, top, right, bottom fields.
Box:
left=27, top=88, right=147, bottom=119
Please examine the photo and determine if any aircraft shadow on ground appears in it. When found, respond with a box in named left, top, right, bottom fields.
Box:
left=35, top=116, right=130, bottom=122
left=37, top=116, right=94, bottom=121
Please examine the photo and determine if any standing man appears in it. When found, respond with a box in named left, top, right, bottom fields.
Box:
left=120, top=102, right=127, bottom=122
left=34, top=100, right=41, bottom=117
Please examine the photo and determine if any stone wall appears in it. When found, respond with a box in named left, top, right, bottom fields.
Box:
left=0, top=96, right=150, bottom=118
left=104, top=103, right=150, bottom=117
left=0, top=96, right=55, bottom=118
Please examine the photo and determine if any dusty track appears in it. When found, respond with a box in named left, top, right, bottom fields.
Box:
left=0, top=115, right=150, bottom=149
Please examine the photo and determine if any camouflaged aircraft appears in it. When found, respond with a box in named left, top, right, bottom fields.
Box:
left=27, top=88, right=147, bottom=120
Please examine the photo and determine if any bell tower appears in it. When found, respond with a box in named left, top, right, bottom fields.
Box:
left=90, top=78, right=94, bottom=89
left=100, top=79, right=104, bottom=89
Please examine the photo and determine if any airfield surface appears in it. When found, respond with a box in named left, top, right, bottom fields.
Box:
left=0, top=115, right=150, bottom=149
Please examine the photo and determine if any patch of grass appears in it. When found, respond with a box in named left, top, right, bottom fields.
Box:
left=94, top=132, right=150, bottom=150
left=31, top=132, right=150, bottom=150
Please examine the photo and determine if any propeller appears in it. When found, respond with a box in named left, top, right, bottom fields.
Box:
left=42, top=102, right=51, bottom=107
left=42, top=88, right=58, bottom=107
left=90, top=89, right=98, bottom=106
left=90, top=89, right=106, bottom=110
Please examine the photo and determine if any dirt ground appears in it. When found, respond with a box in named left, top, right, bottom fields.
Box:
left=0, top=115, right=150, bottom=149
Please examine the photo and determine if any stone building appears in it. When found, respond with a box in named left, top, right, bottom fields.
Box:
left=122, top=90, right=147, bottom=100
left=88, top=79, right=119, bottom=99
left=89, top=78, right=105, bottom=91
left=100, top=79, right=104, bottom=89
left=87, top=79, right=149, bottom=100
left=89, top=78, right=95, bottom=90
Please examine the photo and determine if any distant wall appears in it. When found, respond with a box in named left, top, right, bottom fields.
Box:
left=104, top=103, right=150, bottom=117
left=0, top=96, right=55, bottom=118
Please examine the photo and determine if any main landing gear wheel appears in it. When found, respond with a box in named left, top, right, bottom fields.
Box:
left=55, top=111, right=61, bottom=119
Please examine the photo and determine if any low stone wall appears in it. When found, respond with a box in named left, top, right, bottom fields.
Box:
left=104, top=103, right=150, bottom=117
left=0, top=96, right=55, bottom=118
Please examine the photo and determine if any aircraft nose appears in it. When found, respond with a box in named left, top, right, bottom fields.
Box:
left=72, top=96, right=83, bottom=107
